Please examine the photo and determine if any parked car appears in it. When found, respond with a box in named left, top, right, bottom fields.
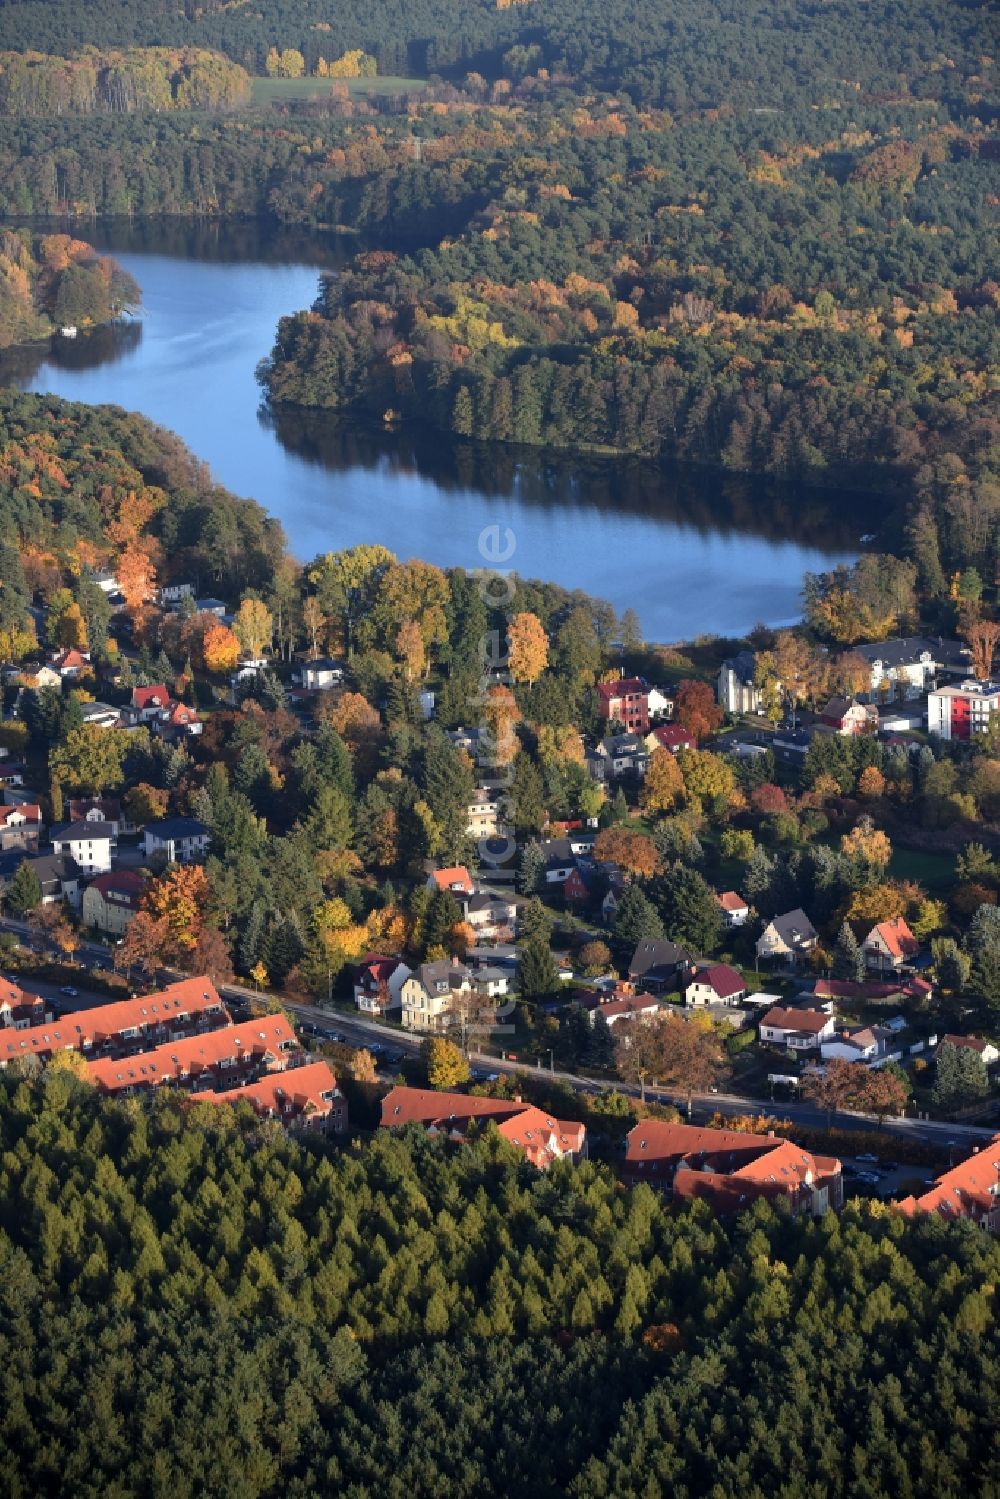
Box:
left=855, top=1153, right=878, bottom=1163
left=60, top=986, right=79, bottom=998
left=857, top=1171, right=881, bottom=1185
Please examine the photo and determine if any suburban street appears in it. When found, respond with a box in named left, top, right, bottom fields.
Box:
left=4, top=915, right=996, bottom=1152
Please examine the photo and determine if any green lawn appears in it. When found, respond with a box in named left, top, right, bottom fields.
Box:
left=887, top=845, right=956, bottom=895
left=251, top=75, right=426, bottom=104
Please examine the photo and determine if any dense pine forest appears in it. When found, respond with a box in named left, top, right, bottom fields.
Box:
left=1, top=1073, right=998, bottom=1497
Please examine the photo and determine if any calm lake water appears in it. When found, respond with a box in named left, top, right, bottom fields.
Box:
left=0, top=219, right=865, bottom=640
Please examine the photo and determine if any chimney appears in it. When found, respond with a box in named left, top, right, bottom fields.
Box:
left=513, top=1093, right=522, bottom=1104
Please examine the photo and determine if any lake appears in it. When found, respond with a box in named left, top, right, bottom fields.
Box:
left=0, top=218, right=865, bottom=641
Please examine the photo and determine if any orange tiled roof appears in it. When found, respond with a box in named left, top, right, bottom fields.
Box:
left=0, top=804, right=42, bottom=827
left=208, top=1060, right=338, bottom=1117
left=760, top=1006, right=831, bottom=1035
left=896, top=1135, right=1000, bottom=1223
left=717, top=890, right=747, bottom=912
left=429, top=866, right=474, bottom=892
left=380, top=1086, right=585, bottom=1166
left=87, top=1013, right=298, bottom=1093
left=0, top=976, right=225, bottom=1064
left=868, top=917, right=919, bottom=960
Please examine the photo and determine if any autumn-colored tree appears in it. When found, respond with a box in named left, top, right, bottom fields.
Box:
left=840, top=815, right=891, bottom=873
left=422, top=1035, right=470, bottom=1089
left=249, top=960, right=269, bottom=991
left=309, top=897, right=369, bottom=998
left=673, top=680, right=723, bottom=740
left=124, top=782, right=169, bottom=825
left=508, top=611, right=549, bottom=685
left=615, top=1010, right=725, bottom=1108
left=640, top=748, right=684, bottom=814
left=48, top=1048, right=92, bottom=1081
left=481, top=684, right=522, bottom=768
left=964, top=619, right=1000, bottom=682
left=677, top=747, right=737, bottom=811
left=836, top=651, right=872, bottom=698
left=233, top=597, right=273, bottom=659
left=184, top=924, right=235, bottom=986
left=395, top=618, right=426, bottom=682
left=49, top=724, right=139, bottom=795
left=594, top=826, right=660, bottom=881
left=117, top=910, right=168, bottom=980
left=772, top=630, right=819, bottom=714
left=117, top=542, right=157, bottom=617
left=200, top=620, right=241, bottom=675
left=56, top=601, right=88, bottom=650
left=842, top=881, right=911, bottom=924
left=144, top=865, right=210, bottom=956
left=28, top=902, right=78, bottom=960
left=853, top=1067, right=908, bottom=1124
left=750, top=783, right=787, bottom=816
left=801, top=1057, right=861, bottom=1125
left=857, top=766, right=887, bottom=799
left=301, top=595, right=327, bottom=659
left=577, top=939, right=612, bottom=976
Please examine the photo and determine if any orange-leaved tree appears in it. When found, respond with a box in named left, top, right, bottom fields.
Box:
left=508, top=611, right=549, bottom=685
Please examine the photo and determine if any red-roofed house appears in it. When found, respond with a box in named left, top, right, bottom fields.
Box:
left=203, top=1060, right=347, bottom=1132
left=379, top=1086, right=586, bottom=1167
left=155, top=701, right=203, bottom=739
left=623, top=1120, right=842, bottom=1215
left=0, top=975, right=49, bottom=1031
left=580, top=992, right=661, bottom=1029
left=896, top=1135, right=1000, bottom=1231
left=759, top=1006, right=835, bottom=1051
left=938, top=1034, right=1000, bottom=1067
left=715, top=890, right=749, bottom=928
left=645, top=723, right=695, bottom=756
left=49, top=648, right=89, bottom=678
left=0, top=976, right=229, bottom=1069
left=427, top=866, right=475, bottom=897
left=0, top=803, right=43, bottom=852
left=129, top=685, right=172, bottom=723
left=685, top=964, right=747, bottom=1008
left=862, top=917, right=919, bottom=973
left=82, top=870, right=148, bottom=936
left=86, top=1013, right=299, bottom=1095
left=597, top=676, right=651, bottom=733
left=353, top=954, right=411, bottom=1015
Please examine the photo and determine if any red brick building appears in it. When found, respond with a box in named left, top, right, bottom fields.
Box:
left=596, top=676, right=651, bottom=733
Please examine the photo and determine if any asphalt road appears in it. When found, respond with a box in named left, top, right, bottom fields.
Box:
left=4, top=918, right=995, bottom=1148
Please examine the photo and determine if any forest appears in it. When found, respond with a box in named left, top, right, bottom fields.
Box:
left=0, top=229, right=139, bottom=347
left=0, top=1072, right=998, bottom=1496
left=0, top=47, right=250, bottom=116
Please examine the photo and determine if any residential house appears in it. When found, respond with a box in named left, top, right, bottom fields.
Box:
left=82, top=870, right=148, bottom=936
left=464, top=889, right=519, bottom=940
left=49, top=820, right=114, bottom=875
left=86, top=1014, right=299, bottom=1095
left=862, top=917, right=919, bottom=973
left=771, top=727, right=814, bottom=767
left=466, top=787, right=503, bottom=841
left=645, top=723, right=695, bottom=756
left=68, top=797, right=131, bottom=838
left=299, top=657, right=344, bottom=691
left=850, top=636, right=971, bottom=702
left=717, top=652, right=768, bottom=715
left=938, top=1034, right=1000, bottom=1068
left=819, top=696, right=879, bottom=735
left=353, top=954, right=411, bottom=1015
left=596, top=676, right=651, bottom=733
left=129, top=684, right=173, bottom=724
left=876, top=701, right=926, bottom=735
left=685, top=963, right=747, bottom=1008
left=0, top=763, right=28, bottom=792
left=759, top=1006, right=835, bottom=1051
left=0, top=977, right=229, bottom=1068
left=646, top=685, right=674, bottom=720
left=427, top=866, right=475, bottom=898
left=896, top=1135, right=1000, bottom=1231
left=196, top=598, right=227, bottom=618
left=628, top=938, right=691, bottom=993
left=202, top=1060, right=347, bottom=1132
left=79, top=701, right=123, bottom=730
left=154, top=701, right=203, bottom=740
left=623, top=1120, right=843, bottom=1215
left=756, top=909, right=818, bottom=968
left=0, top=803, right=43, bottom=853
left=595, top=733, right=649, bottom=780
left=89, top=571, right=120, bottom=597
left=400, top=959, right=473, bottom=1031
left=820, top=1026, right=893, bottom=1064
left=716, top=890, right=749, bottom=927
left=928, top=680, right=1000, bottom=741
left=579, top=991, right=661, bottom=1029
left=0, top=976, right=50, bottom=1031
left=49, top=648, right=90, bottom=679
left=18, top=664, right=62, bottom=691
left=0, top=850, right=81, bottom=907
left=159, top=582, right=194, bottom=607
left=470, top=965, right=510, bottom=1000
left=143, top=816, right=210, bottom=865
left=379, top=1086, right=587, bottom=1167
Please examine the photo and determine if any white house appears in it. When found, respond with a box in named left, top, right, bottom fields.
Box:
left=142, top=817, right=210, bottom=865
left=820, top=1027, right=889, bottom=1064
left=299, top=658, right=344, bottom=691
left=716, top=890, right=749, bottom=927
left=938, top=1034, right=1000, bottom=1068
left=353, top=955, right=411, bottom=1015
left=685, top=964, right=747, bottom=1008
left=646, top=686, right=673, bottom=720
left=759, top=1006, right=835, bottom=1051
left=49, top=821, right=114, bottom=875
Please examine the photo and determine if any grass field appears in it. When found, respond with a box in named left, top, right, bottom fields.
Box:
left=251, top=75, right=426, bottom=104
left=887, top=844, right=956, bottom=895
